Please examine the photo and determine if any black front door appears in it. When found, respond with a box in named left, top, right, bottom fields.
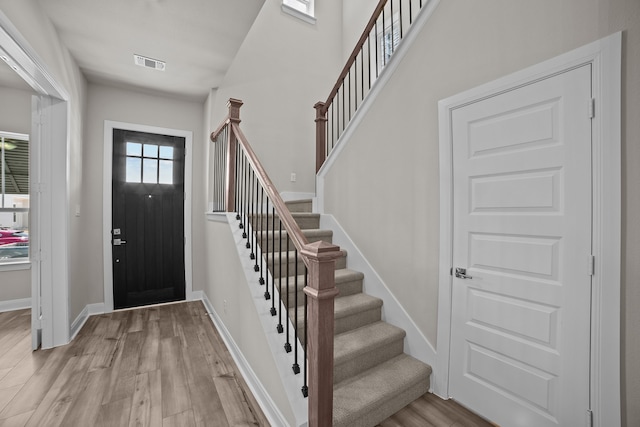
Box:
left=112, top=129, right=185, bottom=309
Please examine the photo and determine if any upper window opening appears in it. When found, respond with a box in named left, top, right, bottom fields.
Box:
left=0, top=132, right=29, bottom=263
left=282, top=0, right=315, bottom=24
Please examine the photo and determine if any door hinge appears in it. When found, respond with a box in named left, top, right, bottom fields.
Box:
left=586, top=409, right=593, bottom=427
left=588, top=255, right=595, bottom=276
left=450, top=267, right=453, bottom=276
left=589, top=98, right=595, bottom=119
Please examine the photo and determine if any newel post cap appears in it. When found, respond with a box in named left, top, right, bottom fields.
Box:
left=228, top=98, right=243, bottom=123
left=300, top=240, right=341, bottom=261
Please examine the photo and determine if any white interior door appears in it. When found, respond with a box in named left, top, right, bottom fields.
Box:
left=449, top=64, right=593, bottom=426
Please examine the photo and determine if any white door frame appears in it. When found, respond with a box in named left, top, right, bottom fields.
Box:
left=435, top=32, right=621, bottom=427
left=0, top=11, right=71, bottom=349
left=102, top=120, right=193, bottom=312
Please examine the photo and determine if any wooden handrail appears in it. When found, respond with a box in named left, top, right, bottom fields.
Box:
left=211, top=99, right=340, bottom=427
left=210, top=116, right=230, bottom=141
left=321, top=0, right=388, bottom=113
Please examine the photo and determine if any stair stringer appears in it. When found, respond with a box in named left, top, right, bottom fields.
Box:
left=204, top=212, right=308, bottom=427
left=319, top=213, right=436, bottom=372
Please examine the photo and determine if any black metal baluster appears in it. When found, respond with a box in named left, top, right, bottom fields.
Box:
left=284, top=232, right=291, bottom=353
left=410, top=0, right=413, bottom=25
left=375, top=20, right=379, bottom=78
left=368, top=33, right=372, bottom=89
left=292, top=246, right=300, bottom=374
left=259, top=187, right=265, bottom=281
left=270, top=206, right=277, bottom=314
left=264, top=198, right=270, bottom=300
left=399, top=0, right=403, bottom=38
left=360, top=50, right=364, bottom=106
left=301, top=268, right=308, bottom=398
left=235, top=135, right=241, bottom=217
left=341, top=82, right=345, bottom=133
left=277, top=219, right=284, bottom=333
left=246, top=164, right=252, bottom=249
left=239, top=150, right=246, bottom=231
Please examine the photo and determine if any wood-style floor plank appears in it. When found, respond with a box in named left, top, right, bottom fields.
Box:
left=0, top=302, right=496, bottom=427
left=0, top=302, right=268, bottom=427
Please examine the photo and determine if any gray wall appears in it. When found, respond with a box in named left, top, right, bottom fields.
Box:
left=323, top=0, right=640, bottom=425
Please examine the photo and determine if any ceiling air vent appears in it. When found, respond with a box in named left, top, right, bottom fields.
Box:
left=134, top=54, right=166, bottom=71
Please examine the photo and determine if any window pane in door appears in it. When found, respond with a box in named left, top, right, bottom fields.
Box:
left=126, top=157, right=142, bottom=183
left=143, top=144, right=158, bottom=158
left=126, top=142, right=142, bottom=156
left=159, top=146, right=174, bottom=159
left=143, top=158, right=158, bottom=183
left=159, top=160, right=173, bottom=184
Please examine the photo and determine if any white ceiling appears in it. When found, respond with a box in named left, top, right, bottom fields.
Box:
left=28, top=0, right=265, bottom=101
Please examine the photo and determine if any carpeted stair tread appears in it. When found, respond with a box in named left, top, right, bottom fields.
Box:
left=333, top=353, right=432, bottom=427
left=281, top=268, right=364, bottom=307
left=294, top=292, right=382, bottom=337
left=334, top=321, right=406, bottom=383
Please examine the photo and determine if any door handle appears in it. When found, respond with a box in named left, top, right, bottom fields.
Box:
left=113, top=238, right=127, bottom=246
left=455, top=267, right=472, bottom=279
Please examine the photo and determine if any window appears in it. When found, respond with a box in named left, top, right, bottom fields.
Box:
left=125, top=142, right=174, bottom=185
left=0, top=132, right=29, bottom=263
left=376, top=13, right=401, bottom=74
left=282, top=0, right=315, bottom=24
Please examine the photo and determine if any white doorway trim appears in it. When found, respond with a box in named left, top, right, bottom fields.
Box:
left=102, top=121, right=193, bottom=312
left=0, top=11, right=71, bottom=349
left=435, top=32, right=621, bottom=427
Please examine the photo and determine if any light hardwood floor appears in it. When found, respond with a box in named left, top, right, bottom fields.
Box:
left=0, top=301, right=494, bottom=427
left=0, top=301, right=269, bottom=427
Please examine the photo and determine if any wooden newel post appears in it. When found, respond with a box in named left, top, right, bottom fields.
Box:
left=225, top=98, right=243, bottom=212
left=302, top=240, right=341, bottom=427
left=314, top=102, right=327, bottom=173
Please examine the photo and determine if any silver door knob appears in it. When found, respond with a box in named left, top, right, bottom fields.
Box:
left=113, top=238, right=127, bottom=246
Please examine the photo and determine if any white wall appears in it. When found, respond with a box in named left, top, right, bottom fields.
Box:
left=0, top=86, right=32, bottom=302
left=321, top=0, right=640, bottom=425
left=82, top=82, right=206, bottom=315
left=208, top=0, right=344, bottom=195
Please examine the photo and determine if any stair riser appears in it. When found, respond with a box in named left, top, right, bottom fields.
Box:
left=335, top=307, right=382, bottom=335
left=266, top=255, right=347, bottom=279
left=334, top=339, right=405, bottom=384
left=249, top=215, right=320, bottom=230
left=293, top=305, right=382, bottom=346
left=284, top=200, right=313, bottom=213
left=281, top=278, right=363, bottom=308
left=257, top=232, right=332, bottom=250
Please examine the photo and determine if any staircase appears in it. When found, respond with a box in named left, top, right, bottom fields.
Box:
left=261, top=199, right=432, bottom=427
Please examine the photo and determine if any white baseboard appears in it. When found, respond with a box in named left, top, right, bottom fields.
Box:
left=196, top=291, right=297, bottom=427
left=70, top=302, right=105, bottom=341
left=0, top=297, right=31, bottom=313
